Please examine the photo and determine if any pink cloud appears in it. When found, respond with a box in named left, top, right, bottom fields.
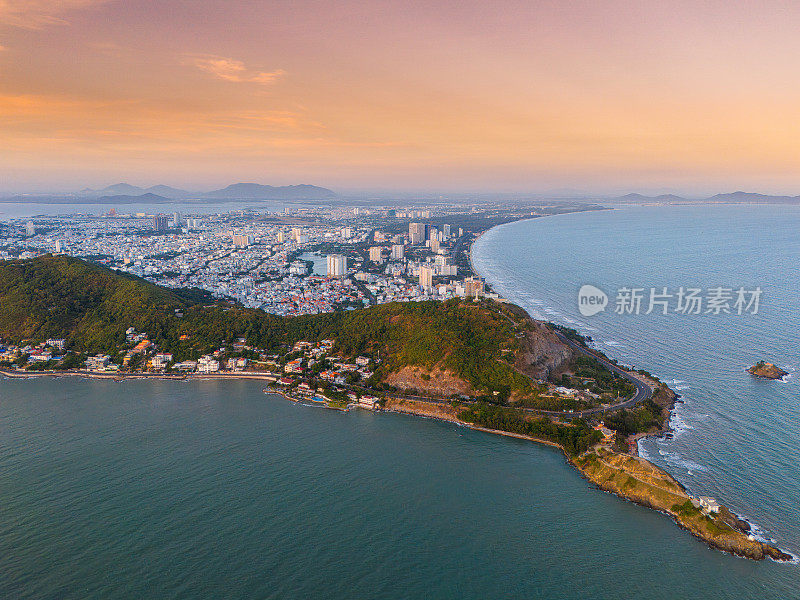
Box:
left=190, top=55, right=286, bottom=85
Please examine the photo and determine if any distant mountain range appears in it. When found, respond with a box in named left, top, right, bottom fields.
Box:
left=608, top=191, right=800, bottom=204
left=4, top=185, right=800, bottom=205
left=75, top=182, right=338, bottom=202
left=203, top=183, right=336, bottom=200
left=81, top=184, right=193, bottom=200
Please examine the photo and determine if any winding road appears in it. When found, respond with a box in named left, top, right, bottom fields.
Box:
left=346, top=331, right=654, bottom=420
left=544, top=331, right=654, bottom=418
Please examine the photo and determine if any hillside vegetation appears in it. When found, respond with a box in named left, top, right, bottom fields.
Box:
left=0, top=256, right=552, bottom=400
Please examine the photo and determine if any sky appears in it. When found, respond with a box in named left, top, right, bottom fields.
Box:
left=1, top=0, right=800, bottom=195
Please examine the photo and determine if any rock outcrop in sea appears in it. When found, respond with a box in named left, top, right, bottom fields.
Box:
left=747, top=361, right=788, bottom=380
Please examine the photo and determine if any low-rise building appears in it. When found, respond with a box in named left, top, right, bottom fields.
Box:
left=151, top=353, right=173, bottom=370
left=86, top=354, right=111, bottom=370
left=198, top=356, right=220, bottom=373
left=698, top=496, right=720, bottom=514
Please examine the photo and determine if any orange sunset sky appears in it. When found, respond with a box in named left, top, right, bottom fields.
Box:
left=1, top=0, right=799, bottom=195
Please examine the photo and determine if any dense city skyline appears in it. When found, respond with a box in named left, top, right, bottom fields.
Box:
left=2, top=1, right=800, bottom=195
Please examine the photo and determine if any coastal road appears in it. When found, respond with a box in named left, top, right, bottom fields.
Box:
left=332, top=329, right=654, bottom=421
left=546, top=331, right=654, bottom=418
left=480, top=302, right=655, bottom=419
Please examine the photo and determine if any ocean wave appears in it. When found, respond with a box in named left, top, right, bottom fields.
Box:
left=738, top=517, right=792, bottom=556
left=660, top=450, right=709, bottom=473
left=636, top=441, right=652, bottom=461
left=668, top=411, right=694, bottom=435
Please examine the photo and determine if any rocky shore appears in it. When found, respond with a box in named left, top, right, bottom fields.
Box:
left=3, top=345, right=792, bottom=560
left=572, top=450, right=792, bottom=561
left=380, top=397, right=792, bottom=561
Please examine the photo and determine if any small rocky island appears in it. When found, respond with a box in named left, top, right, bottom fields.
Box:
left=748, top=361, right=788, bottom=380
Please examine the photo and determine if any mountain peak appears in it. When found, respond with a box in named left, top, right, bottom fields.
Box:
left=203, top=183, right=337, bottom=200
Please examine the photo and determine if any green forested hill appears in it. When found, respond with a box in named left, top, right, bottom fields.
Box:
left=0, top=255, right=542, bottom=399
left=0, top=255, right=189, bottom=347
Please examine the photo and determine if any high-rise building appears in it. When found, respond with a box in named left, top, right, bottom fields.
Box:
left=391, top=244, right=405, bottom=260
left=232, top=233, right=251, bottom=248
left=428, top=227, right=438, bottom=242
left=25, top=221, right=35, bottom=236
left=369, top=246, right=384, bottom=263
left=277, top=231, right=286, bottom=243
left=419, top=264, right=434, bottom=289
left=153, top=215, right=169, bottom=231
left=443, top=224, right=452, bottom=237
left=409, top=222, right=426, bottom=245
left=327, top=254, right=347, bottom=277
left=54, top=240, right=63, bottom=253
left=172, top=212, right=181, bottom=227
left=464, top=276, right=485, bottom=298
left=341, top=227, right=353, bottom=239
left=291, top=227, right=305, bottom=241
left=430, top=238, right=441, bottom=254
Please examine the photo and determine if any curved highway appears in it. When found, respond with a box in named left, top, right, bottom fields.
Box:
left=545, top=331, right=654, bottom=418
left=323, top=329, right=654, bottom=421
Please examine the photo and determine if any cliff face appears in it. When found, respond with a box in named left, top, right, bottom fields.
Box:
left=381, top=308, right=577, bottom=398
left=384, top=366, right=472, bottom=397
left=574, top=450, right=792, bottom=561
left=513, top=321, right=575, bottom=380
left=383, top=397, right=463, bottom=422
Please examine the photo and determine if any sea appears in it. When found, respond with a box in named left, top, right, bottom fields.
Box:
left=1, top=203, right=799, bottom=598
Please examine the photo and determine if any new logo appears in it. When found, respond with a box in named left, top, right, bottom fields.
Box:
left=578, top=285, right=608, bottom=316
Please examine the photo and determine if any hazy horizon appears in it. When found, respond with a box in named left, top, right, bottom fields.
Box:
left=6, top=181, right=800, bottom=201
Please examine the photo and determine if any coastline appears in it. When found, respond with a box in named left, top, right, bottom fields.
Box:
left=0, top=368, right=278, bottom=381
left=4, top=361, right=792, bottom=561
left=377, top=394, right=791, bottom=561
left=468, top=215, right=794, bottom=562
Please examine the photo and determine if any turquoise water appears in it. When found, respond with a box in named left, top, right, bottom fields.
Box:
left=0, top=377, right=797, bottom=599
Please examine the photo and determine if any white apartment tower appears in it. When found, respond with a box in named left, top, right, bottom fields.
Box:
left=327, top=254, right=347, bottom=277
left=419, top=264, right=434, bottom=289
